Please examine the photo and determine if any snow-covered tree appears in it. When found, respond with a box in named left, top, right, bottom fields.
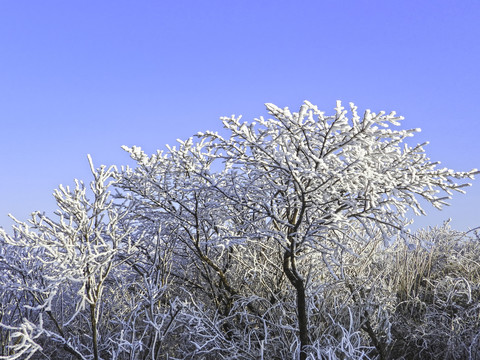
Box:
left=1, top=100, right=477, bottom=359
left=119, top=100, right=477, bottom=359
left=0, top=156, right=136, bottom=359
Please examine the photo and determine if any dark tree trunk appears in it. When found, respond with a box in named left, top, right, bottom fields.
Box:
left=283, top=250, right=309, bottom=360
left=90, top=302, right=99, bottom=360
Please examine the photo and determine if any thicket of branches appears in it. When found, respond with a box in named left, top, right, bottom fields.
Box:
left=0, top=101, right=478, bottom=359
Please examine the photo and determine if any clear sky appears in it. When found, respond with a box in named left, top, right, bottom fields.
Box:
left=0, top=0, right=479, bottom=233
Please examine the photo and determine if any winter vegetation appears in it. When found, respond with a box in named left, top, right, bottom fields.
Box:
left=0, top=101, right=478, bottom=359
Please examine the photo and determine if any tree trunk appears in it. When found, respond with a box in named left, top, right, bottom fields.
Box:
left=90, top=302, right=99, bottom=360
left=283, top=250, right=309, bottom=360
left=296, top=279, right=309, bottom=360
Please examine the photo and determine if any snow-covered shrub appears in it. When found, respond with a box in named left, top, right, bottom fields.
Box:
left=0, top=101, right=477, bottom=359
left=116, top=101, right=476, bottom=359
left=382, top=223, right=480, bottom=359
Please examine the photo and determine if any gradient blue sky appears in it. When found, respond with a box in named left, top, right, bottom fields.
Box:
left=1, top=1, right=479, bottom=232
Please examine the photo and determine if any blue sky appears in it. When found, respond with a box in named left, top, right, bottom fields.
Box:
left=0, top=1, right=479, bottom=232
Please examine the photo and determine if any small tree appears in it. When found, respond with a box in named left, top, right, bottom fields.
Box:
left=120, top=100, right=477, bottom=359
left=0, top=156, right=134, bottom=359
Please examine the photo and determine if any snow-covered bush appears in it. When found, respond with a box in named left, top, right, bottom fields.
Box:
left=116, top=100, right=476, bottom=359
left=0, top=157, right=140, bottom=359
left=0, top=101, right=477, bottom=359
left=383, top=223, right=480, bottom=359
